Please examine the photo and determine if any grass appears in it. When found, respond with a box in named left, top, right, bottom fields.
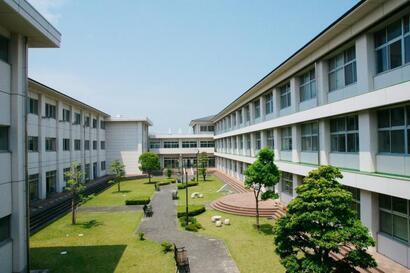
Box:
left=30, top=211, right=175, bottom=273
left=84, top=177, right=174, bottom=207
left=177, top=175, right=226, bottom=206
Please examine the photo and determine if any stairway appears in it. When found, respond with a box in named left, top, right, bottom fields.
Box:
left=213, top=170, right=250, bottom=193
left=210, top=199, right=285, bottom=218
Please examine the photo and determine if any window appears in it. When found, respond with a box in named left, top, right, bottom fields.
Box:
left=0, top=215, right=10, bottom=243
left=238, top=109, right=243, bottom=124
left=265, top=92, right=273, bottom=115
left=245, top=105, right=250, bottom=122
left=239, top=136, right=243, bottom=150
left=279, top=82, right=291, bottom=109
left=92, top=118, right=97, bottom=128
left=46, top=170, right=57, bottom=196
left=255, top=132, right=261, bottom=150
left=377, top=106, right=409, bottom=154
left=63, top=167, right=70, bottom=183
left=266, top=129, right=274, bottom=149
left=74, top=139, right=81, bottom=151
left=328, top=46, right=357, bottom=91
left=84, top=140, right=90, bottom=150
left=29, top=98, right=39, bottom=115
left=254, top=100, right=261, bottom=119
left=164, top=141, right=179, bottom=148
left=301, top=122, right=319, bottom=151
left=63, top=138, right=70, bottom=151
left=182, top=141, right=197, bottom=148
left=200, top=141, right=214, bottom=148
left=0, top=126, right=8, bottom=151
left=299, top=69, right=316, bottom=102
left=45, top=137, right=56, bottom=151
left=281, top=172, right=293, bottom=195
left=101, top=161, right=106, bottom=171
left=62, top=109, right=71, bottom=122
left=281, top=127, right=292, bottom=151
left=28, top=136, right=38, bottom=152
left=346, top=186, right=360, bottom=217
left=379, top=194, right=409, bottom=243
left=100, top=141, right=105, bottom=150
left=84, top=116, right=90, bottom=127
left=200, top=125, right=214, bottom=132
left=330, top=115, right=359, bottom=153
left=74, top=113, right=81, bottom=125
left=85, top=164, right=90, bottom=181
left=164, top=158, right=179, bottom=168
left=0, top=35, right=9, bottom=63
left=375, top=15, right=410, bottom=73
left=100, top=120, right=105, bottom=129
left=150, top=141, right=160, bottom=149
left=93, top=140, right=97, bottom=150
left=29, top=174, right=39, bottom=201
left=45, top=103, right=56, bottom=119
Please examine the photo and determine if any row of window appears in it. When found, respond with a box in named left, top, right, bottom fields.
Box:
left=28, top=137, right=105, bottom=152
left=216, top=13, right=410, bottom=135
left=29, top=98, right=105, bottom=129
left=150, top=140, right=215, bottom=149
left=163, top=157, right=216, bottom=169
left=199, top=125, right=214, bottom=132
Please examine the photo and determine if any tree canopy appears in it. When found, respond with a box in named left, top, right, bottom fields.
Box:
left=273, top=165, right=377, bottom=273
left=110, top=159, right=125, bottom=192
left=139, top=152, right=160, bottom=183
left=64, top=161, right=85, bottom=225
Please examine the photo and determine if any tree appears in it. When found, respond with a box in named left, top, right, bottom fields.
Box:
left=198, top=152, right=208, bottom=181
left=139, top=152, right=160, bottom=183
left=273, top=165, right=377, bottom=273
left=166, top=168, right=172, bottom=179
left=64, top=161, right=85, bottom=225
left=110, top=159, right=125, bottom=192
left=244, top=148, right=280, bottom=229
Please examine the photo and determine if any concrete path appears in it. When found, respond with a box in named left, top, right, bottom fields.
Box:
left=138, top=184, right=240, bottom=273
left=78, top=205, right=143, bottom=213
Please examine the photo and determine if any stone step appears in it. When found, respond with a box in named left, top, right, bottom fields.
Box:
left=210, top=201, right=285, bottom=218
left=212, top=200, right=281, bottom=212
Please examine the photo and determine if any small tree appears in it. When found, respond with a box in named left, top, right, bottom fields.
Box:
left=110, top=160, right=125, bottom=192
left=139, top=152, right=160, bottom=183
left=198, top=152, right=208, bottom=181
left=166, top=168, right=172, bottom=179
left=64, top=161, right=85, bottom=225
left=244, top=148, right=280, bottom=229
left=273, top=165, right=377, bottom=273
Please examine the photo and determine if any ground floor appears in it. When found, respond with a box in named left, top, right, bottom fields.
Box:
left=159, top=154, right=215, bottom=169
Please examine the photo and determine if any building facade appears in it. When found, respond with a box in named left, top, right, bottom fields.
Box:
left=0, top=0, right=61, bottom=272
left=213, top=0, right=410, bottom=267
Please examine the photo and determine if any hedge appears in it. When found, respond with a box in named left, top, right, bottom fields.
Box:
left=177, top=205, right=206, bottom=218
left=158, top=181, right=171, bottom=186
left=177, top=182, right=198, bottom=190
left=125, top=196, right=150, bottom=205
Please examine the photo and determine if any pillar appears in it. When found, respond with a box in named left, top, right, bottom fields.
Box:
left=359, top=110, right=377, bottom=172
left=318, top=119, right=330, bottom=165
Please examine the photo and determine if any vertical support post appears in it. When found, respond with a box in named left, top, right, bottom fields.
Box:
left=185, top=170, right=189, bottom=226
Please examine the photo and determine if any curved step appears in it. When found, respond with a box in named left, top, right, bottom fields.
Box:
left=210, top=200, right=285, bottom=218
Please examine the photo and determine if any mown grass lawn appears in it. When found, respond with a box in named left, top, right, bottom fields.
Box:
left=30, top=211, right=175, bottom=273
left=177, top=175, right=226, bottom=206
left=84, top=177, right=175, bottom=207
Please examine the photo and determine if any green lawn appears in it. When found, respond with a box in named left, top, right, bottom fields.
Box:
left=84, top=177, right=174, bottom=207
left=30, top=211, right=175, bottom=273
left=177, top=175, right=226, bottom=206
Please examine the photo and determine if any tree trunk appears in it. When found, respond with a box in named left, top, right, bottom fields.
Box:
left=148, top=172, right=151, bottom=183
left=71, top=197, right=76, bottom=225
left=254, top=189, right=260, bottom=229
left=117, top=179, right=121, bottom=192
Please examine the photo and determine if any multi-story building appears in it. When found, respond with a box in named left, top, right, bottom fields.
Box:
left=0, top=1, right=61, bottom=272
left=213, top=0, right=410, bottom=268
left=27, top=79, right=109, bottom=201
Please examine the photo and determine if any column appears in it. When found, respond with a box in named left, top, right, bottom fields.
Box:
left=242, top=134, right=246, bottom=156
left=273, top=128, right=281, bottom=161
left=274, top=88, right=280, bottom=117
left=290, top=77, right=299, bottom=113
left=292, top=174, right=300, bottom=198
left=261, top=130, right=267, bottom=148
left=315, top=60, right=328, bottom=106
left=292, top=125, right=301, bottom=163
left=260, top=96, right=266, bottom=121
left=56, top=100, right=63, bottom=191
left=250, top=133, right=256, bottom=157
left=249, top=102, right=255, bottom=124
left=360, top=190, right=379, bottom=243
left=38, top=93, right=46, bottom=199
left=318, top=119, right=330, bottom=165
left=359, top=110, right=377, bottom=172
left=355, top=33, right=375, bottom=94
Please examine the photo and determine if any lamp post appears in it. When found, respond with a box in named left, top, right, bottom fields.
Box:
left=185, top=167, right=189, bottom=226
left=196, top=150, right=199, bottom=182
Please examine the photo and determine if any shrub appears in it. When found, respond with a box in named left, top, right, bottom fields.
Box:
left=166, top=168, right=172, bottom=178
left=158, top=181, right=171, bottom=186
left=177, top=182, right=198, bottom=190
left=161, top=241, right=173, bottom=253
left=177, top=205, right=205, bottom=218
left=185, top=223, right=199, bottom=232
left=261, top=190, right=279, bottom=201
left=178, top=216, right=202, bottom=232
left=125, top=196, right=150, bottom=205
left=138, top=232, right=145, bottom=241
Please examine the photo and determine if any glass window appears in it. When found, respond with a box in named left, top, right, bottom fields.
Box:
left=301, top=122, right=319, bottom=151
left=328, top=46, right=357, bottom=91
left=281, top=172, right=293, bottom=195
left=150, top=141, right=160, bottom=149
left=200, top=141, right=214, bottom=148
left=245, top=106, right=250, bottom=122
left=330, top=115, right=359, bottom=153
left=92, top=118, right=97, bottom=128
left=279, top=82, right=291, bottom=109
left=84, top=140, right=90, bottom=150
left=281, top=127, right=292, bottom=151
left=266, top=129, right=274, bottom=149
left=74, top=139, right=81, bottom=151
left=346, top=186, right=361, bottom=217
left=74, top=113, right=81, bottom=125
left=29, top=174, right=39, bottom=201
left=100, top=141, right=105, bottom=150
left=93, top=140, right=97, bottom=150
left=84, top=117, right=90, bottom=127
left=45, top=103, right=56, bottom=119
left=238, top=109, right=243, bottom=124
left=100, top=120, right=105, bottom=129
left=299, top=68, right=316, bottom=102
left=254, top=100, right=261, bottom=119
left=0, top=126, right=9, bottom=151
left=0, top=215, right=10, bottom=243
left=62, top=109, right=71, bottom=122
left=377, top=107, right=407, bottom=154
left=0, top=35, right=8, bottom=63
left=29, top=98, right=39, bottom=115
left=379, top=194, right=409, bottom=243
left=46, top=170, right=57, bottom=196
left=63, top=138, right=70, bottom=151
left=164, top=141, right=179, bottom=148
left=28, top=136, right=38, bottom=152
left=255, top=132, right=261, bottom=150
left=101, top=161, right=106, bottom=171
left=182, top=141, right=197, bottom=148
left=45, top=137, right=56, bottom=152
left=265, top=92, right=273, bottom=115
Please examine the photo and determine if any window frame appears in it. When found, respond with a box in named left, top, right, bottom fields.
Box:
left=281, top=172, right=293, bottom=195
left=330, top=115, right=359, bottom=153
left=29, top=98, right=39, bottom=115
left=0, top=126, right=9, bottom=151
left=265, top=92, right=273, bottom=115
left=45, top=103, right=56, bottom=119
left=45, top=137, right=57, bottom=152
left=299, top=68, right=316, bottom=102
left=281, top=127, right=292, bottom=151
left=301, top=122, right=319, bottom=152
left=63, top=138, right=70, bottom=151
left=164, top=141, right=179, bottom=148
left=279, top=82, right=291, bottom=109
left=328, top=46, right=357, bottom=92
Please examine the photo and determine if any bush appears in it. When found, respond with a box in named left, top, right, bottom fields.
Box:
left=185, top=223, right=199, bottom=232
left=261, top=190, right=279, bottom=201
left=166, top=168, right=172, bottom=178
left=161, top=241, right=173, bottom=253
left=125, top=196, right=150, bottom=205
left=177, top=205, right=206, bottom=218
left=138, top=232, right=145, bottom=241
left=177, top=182, right=198, bottom=189
left=178, top=216, right=202, bottom=232
left=158, top=181, right=171, bottom=186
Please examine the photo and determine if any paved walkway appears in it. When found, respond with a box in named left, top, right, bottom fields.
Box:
left=78, top=205, right=143, bottom=213
left=138, top=184, right=239, bottom=273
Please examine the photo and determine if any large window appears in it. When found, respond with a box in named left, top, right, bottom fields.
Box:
left=84, top=140, right=90, bottom=150
left=346, top=186, right=360, bottom=217
left=238, top=109, right=243, bottom=124
left=62, top=109, right=71, bottom=122
left=63, top=138, right=70, bottom=151
left=281, top=172, right=293, bottom=195
left=245, top=105, right=250, bottom=122
left=301, top=122, right=319, bottom=151
left=0, top=215, right=10, bottom=243
left=265, top=92, right=273, bottom=115
left=200, top=141, right=214, bottom=148
left=254, top=99, right=261, bottom=119
left=299, top=69, right=316, bottom=102
left=377, top=106, right=410, bottom=154
left=101, top=161, right=106, bottom=171
left=330, top=115, right=359, bottom=153
left=0, top=35, right=9, bottom=63
left=164, top=141, right=179, bottom=148
left=200, top=125, right=214, bottom=132
left=328, top=46, right=357, bottom=91
left=84, top=116, right=90, bottom=127
left=182, top=141, right=197, bottom=148
left=100, top=141, right=105, bottom=150
left=46, top=170, right=57, bottom=196
left=93, top=140, right=97, bottom=150
left=74, top=113, right=81, bottom=125
left=281, top=127, right=292, bottom=151
left=29, top=98, right=39, bottom=115
left=379, top=194, right=410, bottom=243
left=100, top=120, right=105, bottom=129
left=92, top=118, right=97, bottom=128
left=245, top=134, right=251, bottom=150
left=375, top=15, right=410, bottom=74
left=255, top=132, right=261, bottom=150
left=0, top=126, right=8, bottom=151
left=45, top=137, right=56, bottom=152
left=29, top=174, right=39, bottom=201
left=28, top=136, right=38, bottom=152
left=150, top=141, right=160, bottom=149
left=164, top=158, right=179, bottom=168
left=266, top=129, right=274, bottom=149
left=74, top=139, right=81, bottom=151
left=279, top=82, right=291, bottom=109
left=45, top=103, right=56, bottom=119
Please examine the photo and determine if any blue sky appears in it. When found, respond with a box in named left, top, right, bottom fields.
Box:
left=28, top=0, right=359, bottom=133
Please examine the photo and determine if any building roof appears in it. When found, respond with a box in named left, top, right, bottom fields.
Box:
left=105, top=117, right=153, bottom=126
left=189, top=115, right=215, bottom=126
left=29, top=78, right=110, bottom=117
left=0, top=0, right=61, bottom=47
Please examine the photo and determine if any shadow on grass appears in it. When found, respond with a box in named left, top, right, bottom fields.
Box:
left=31, top=245, right=126, bottom=273
left=76, top=220, right=103, bottom=229
left=259, top=223, right=274, bottom=235
left=111, top=190, right=131, bottom=194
